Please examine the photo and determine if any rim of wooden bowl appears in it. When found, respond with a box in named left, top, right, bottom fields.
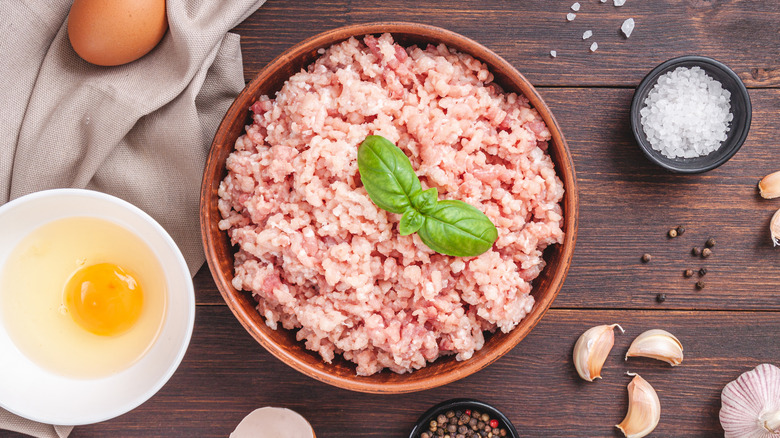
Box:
left=200, top=22, right=579, bottom=394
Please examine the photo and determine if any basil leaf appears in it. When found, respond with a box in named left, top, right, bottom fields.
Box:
left=357, top=135, right=421, bottom=214
left=410, top=187, right=438, bottom=215
left=399, top=210, right=424, bottom=235
left=416, top=200, right=498, bottom=257
left=357, top=134, right=497, bottom=258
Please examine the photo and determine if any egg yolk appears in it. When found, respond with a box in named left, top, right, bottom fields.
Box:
left=64, top=263, right=143, bottom=336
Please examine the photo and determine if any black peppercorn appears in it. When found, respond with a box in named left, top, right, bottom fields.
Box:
left=668, top=228, right=678, bottom=238
left=699, top=268, right=707, bottom=277
left=692, top=247, right=701, bottom=256
left=676, top=225, right=685, bottom=235
left=705, top=237, right=716, bottom=248
left=656, top=293, right=666, bottom=303
left=696, top=280, right=705, bottom=290
left=438, top=414, right=447, bottom=424
left=702, top=248, right=712, bottom=258
left=641, top=253, right=652, bottom=263
left=422, top=433, right=431, bottom=438
left=683, top=269, right=694, bottom=278
left=446, top=410, right=456, bottom=419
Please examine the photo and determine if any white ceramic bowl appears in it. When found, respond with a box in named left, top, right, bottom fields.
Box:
left=0, top=189, right=195, bottom=426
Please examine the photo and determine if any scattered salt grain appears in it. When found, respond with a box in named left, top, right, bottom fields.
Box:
left=589, top=42, right=598, bottom=52
left=567, top=12, right=576, bottom=21
left=601, top=0, right=607, bottom=3
left=583, top=30, right=593, bottom=40
left=550, top=50, right=557, bottom=58
left=571, top=2, right=581, bottom=11
left=614, top=0, right=626, bottom=5
left=621, top=18, right=635, bottom=38
left=639, top=66, right=733, bottom=159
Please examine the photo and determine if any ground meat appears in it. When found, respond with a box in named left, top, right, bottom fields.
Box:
left=217, top=34, right=564, bottom=376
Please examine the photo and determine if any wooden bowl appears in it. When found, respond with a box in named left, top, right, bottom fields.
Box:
left=200, top=22, right=578, bottom=394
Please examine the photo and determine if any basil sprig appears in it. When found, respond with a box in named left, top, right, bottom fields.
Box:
left=357, top=135, right=497, bottom=257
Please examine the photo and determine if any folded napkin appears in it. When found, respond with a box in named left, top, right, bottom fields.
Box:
left=0, top=0, right=264, bottom=436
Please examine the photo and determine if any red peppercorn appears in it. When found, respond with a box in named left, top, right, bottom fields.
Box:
left=490, top=419, right=499, bottom=428
left=465, top=410, right=471, bottom=416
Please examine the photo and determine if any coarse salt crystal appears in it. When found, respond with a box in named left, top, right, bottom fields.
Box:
left=640, top=66, right=733, bottom=159
left=621, top=18, right=635, bottom=38
left=614, top=0, right=626, bottom=5
left=583, top=30, right=593, bottom=39
left=567, top=12, right=576, bottom=21
left=571, top=2, right=581, bottom=11
left=550, top=50, right=557, bottom=58
left=589, top=42, right=598, bottom=52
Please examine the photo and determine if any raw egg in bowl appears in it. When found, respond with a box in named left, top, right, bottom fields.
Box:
left=0, top=189, right=195, bottom=426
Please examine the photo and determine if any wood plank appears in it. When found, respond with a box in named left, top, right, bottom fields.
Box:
left=63, top=306, right=779, bottom=437
left=196, top=88, right=780, bottom=311
left=233, top=0, right=780, bottom=87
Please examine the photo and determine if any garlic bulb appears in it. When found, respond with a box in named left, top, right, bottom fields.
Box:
left=625, top=329, right=684, bottom=366
left=771, top=208, right=780, bottom=247
left=720, top=364, right=780, bottom=438
left=573, top=324, right=624, bottom=381
left=616, top=373, right=661, bottom=438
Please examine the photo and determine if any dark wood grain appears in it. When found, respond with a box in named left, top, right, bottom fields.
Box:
left=59, top=306, right=777, bottom=438
left=233, top=0, right=780, bottom=87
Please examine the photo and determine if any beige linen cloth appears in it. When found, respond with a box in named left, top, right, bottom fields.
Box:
left=0, top=0, right=264, bottom=436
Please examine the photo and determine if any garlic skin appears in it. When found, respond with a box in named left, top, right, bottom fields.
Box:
left=759, top=171, right=780, bottom=199
left=720, top=364, right=780, bottom=438
left=230, top=407, right=316, bottom=438
left=573, top=324, right=624, bottom=381
left=625, top=329, right=684, bottom=366
left=616, top=373, right=661, bottom=438
left=771, top=208, right=780, bottom=247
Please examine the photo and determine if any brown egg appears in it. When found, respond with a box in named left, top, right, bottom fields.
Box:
left=67, top=0, right=168, bottom=66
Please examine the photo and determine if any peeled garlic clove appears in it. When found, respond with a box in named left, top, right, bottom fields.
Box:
left=573, top=324, right=624, bottom=381
left=771, top=208, right=780, bottom=247
left=616, top=373, right=661, bottom=438
left=720, top=363, right=780, bottom=438
left=759, top=171, right=780, bottom=199
left=625, top=329, right=684, bottom=366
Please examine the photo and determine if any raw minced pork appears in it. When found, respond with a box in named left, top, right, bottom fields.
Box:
left=217, top=34, right=564, bottom=376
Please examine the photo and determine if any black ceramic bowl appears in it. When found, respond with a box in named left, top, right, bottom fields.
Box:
left=408, top=399, right=520, bottom=438
left=630, top=55, right=751, bottom=173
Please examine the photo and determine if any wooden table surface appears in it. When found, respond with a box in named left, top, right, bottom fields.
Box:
left=27, top=0, right=780, bottom=437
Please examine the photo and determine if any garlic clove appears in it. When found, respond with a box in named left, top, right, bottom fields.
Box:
left=616, top=373, right=661, bottom=438
left=573, top=324, right=624, bottom=381
left=230, top=407, right=316, bottom=438
left=771, top=208, right=780, bottom=247
left=720, top=363, right=780, bottom=438
left=625, top=329, right=684, bottom=366
left=759, top=171, right=780, bottom=199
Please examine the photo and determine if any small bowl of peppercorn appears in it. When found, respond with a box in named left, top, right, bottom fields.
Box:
left=408, top=399, right=520, bottom=438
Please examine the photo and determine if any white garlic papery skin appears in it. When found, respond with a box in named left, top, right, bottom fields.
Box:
left=573, top=324, right=624, bottom=381
left=616, top=373, right=661, bottom=438
left=771, top=208, right=780, bottom=247
left=720, top=364, right=780, bottom=438
left=625, top=329, right=684, bottom=366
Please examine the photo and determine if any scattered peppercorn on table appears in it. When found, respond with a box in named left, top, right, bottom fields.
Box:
left=54, top=0, right=780, bottom=436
